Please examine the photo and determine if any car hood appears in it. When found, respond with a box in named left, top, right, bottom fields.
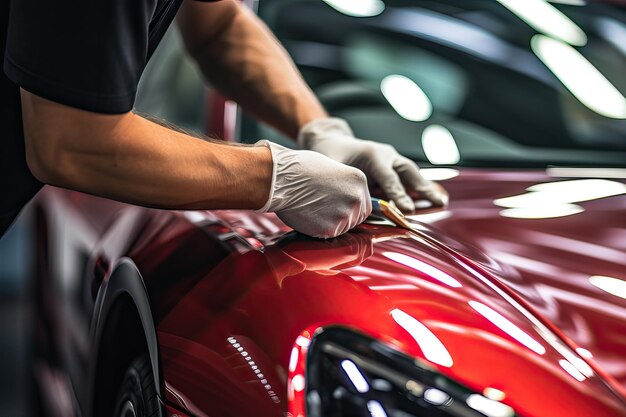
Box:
left=414, top=169, right=626, bottom=389
left=146, top=168, right=626, bottom=417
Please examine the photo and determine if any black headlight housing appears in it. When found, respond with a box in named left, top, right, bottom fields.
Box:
left=305, top=327, right=517, bottom=417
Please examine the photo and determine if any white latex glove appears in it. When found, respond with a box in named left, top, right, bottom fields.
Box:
left=298, top=118, right=449, bottom=213
left=256, top=140, right=372, bottom=239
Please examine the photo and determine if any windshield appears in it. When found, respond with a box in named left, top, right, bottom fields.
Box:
left=243, top=0, right=626, bottom=168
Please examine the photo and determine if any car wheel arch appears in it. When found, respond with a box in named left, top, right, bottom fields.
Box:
left=89, top=257, right=163, bottom=417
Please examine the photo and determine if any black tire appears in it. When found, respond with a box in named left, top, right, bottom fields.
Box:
left=112, top=355, right=160, bottom=417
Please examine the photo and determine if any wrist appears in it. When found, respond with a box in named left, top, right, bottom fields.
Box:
left=249, top=143, right=274, bottom=210
left=297, top=117, right=355, bottom=149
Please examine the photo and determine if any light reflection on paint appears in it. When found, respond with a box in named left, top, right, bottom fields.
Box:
left=391, top=308, right=454, bottom=367
left=423, top=388, right=450, bottom=405
left=322, top=0, right=385, bottom=17
left=367, top=400, right=389, bottom=417
left=495, top=179, right=626, bottom=219
left=483, top=387, right=506, bottom=401
left=381, top=75, right=433, bottom=122
left=547, top=167, right=626, bottom=179
left=420, top=168, right=460, bottom=181
left=528, top=179, right=626, bottom=199
left=496, top=0, right=587, bottom=45
left=383, top=252, right=462, bottom=288
left=559, top=359, right=586, bottom=382
left=289, top=347, right=299, bottom=372
left=369, top=284, right=419, bottom=291
left=499, top=204, right=583, bottom=219
left=295, top=335, right=311, bottom=348
left=408, top=210, right=452, bottom=223
left=292, top=374, right=306, bottom=392
left=340, top=360, right=370, bottom=393
left=576, top=347, right=593, bottom=359
left=589, top=275, right=626, bottom=300
left=421, top=125, right=461, bottom=165
left=466, top=394, right=515, bottom=417
left=469, top=301, right=546, bottom=355
left=532, top=35, right=626, bottom=118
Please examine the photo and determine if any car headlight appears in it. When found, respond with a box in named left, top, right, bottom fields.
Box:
left=305, top=327, right=517, bottom=417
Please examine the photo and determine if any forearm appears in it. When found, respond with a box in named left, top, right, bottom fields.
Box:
left=178, top=0, right=327, bottom=138
left=22, top=92, right=272, bottom=210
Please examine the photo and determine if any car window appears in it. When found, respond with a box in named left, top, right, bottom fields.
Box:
left=241, top=0, right=626, bottom=168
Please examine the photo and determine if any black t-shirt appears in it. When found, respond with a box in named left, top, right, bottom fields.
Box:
left=0, top=0, right=185, bottom=231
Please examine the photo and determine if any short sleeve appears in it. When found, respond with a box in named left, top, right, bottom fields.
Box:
left=4, top=0, right=157, bottom=114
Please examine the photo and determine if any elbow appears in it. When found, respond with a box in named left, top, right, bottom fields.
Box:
left=24, top=130, right=75, bottom=186
left=21, top=90, right=91, bottom=187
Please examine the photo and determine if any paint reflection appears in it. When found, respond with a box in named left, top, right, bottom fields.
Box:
left=270, top=233, right=376, bottom=279
left=391, top=308, right=454, bottom=367
left=469, top=301, right=546, bottom=355
left=495, top=179, right=626, bottom=219
left=341, top=359, right=370, bottom=393
left=383, top=251, right=462, bottom=288
left=589, top=275, right=626, bottom=300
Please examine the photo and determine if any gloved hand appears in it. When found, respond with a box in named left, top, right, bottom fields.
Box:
left=256, top=140, right=372, bottom=239
left=298, top=118, right=449, bottom=213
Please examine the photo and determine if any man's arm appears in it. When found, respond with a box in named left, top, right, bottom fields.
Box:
left=177, top=0, right=449, bottom=211
left=177, top=0, right=327, bottom=138
left=21, top=90, right=272, bottom=209
left=21, top=90, right=370, bottom=238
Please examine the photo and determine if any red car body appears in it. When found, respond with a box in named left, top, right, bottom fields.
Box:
left=30, top=166, right=626, bottom=417
left=28, top=1, right=626, bottom=416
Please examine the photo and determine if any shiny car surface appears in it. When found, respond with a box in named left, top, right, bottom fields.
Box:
left=29, top=1, right=626, bottom=417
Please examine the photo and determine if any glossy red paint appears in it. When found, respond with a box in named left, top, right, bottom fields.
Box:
left=31, top=168, right=626, bottom=417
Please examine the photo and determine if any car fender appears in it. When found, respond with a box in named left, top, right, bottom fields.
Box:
left=88, top=257, right=162, bottom=416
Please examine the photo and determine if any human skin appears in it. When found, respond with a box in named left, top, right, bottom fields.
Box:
left=22, top=0, right=326, bottom=211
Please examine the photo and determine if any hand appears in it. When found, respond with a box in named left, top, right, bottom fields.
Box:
left=298, top=118, right=449, bottom=213
left=256, top=141, right=372, bottom=239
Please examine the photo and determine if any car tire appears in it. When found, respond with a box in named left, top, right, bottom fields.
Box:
left=113, top=355, right=160, bottom=417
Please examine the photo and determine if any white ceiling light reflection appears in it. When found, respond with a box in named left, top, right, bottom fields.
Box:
left=469, top=301, right=546, bottom=355
left=576, top=347, right=593, bottom=359
left=420, top=168, right=460, bottom=181
left=292, top=374, right=306, bottom=392
left=340, top=360, right=370, bottom=393
left=496, top=0, right=587, bottom=45
left=383, top=252, right=462, bottom=288
left=559, top=359, right=586, bottom=382
left=532, top=35, right=626, bottom=118
left=495, top=179, right=626, bottom=219
left=423, top=388, right=451, bottom=405
left=500, top=204, right=584, bottom=219
left=322, top=0, right=385, bottom=17
left=498, top=179, right=626, bottom=206
left=391, top=308, right=454, bottom=368
left=421, top=125, right=461, bottom=165
left=547, top=167, right=626, bottom=179
left=466, top=394, right=515, bottom=417
left=381, top=75, right=432, bottom=122
left=483, top=387, right=506, bottom=402
left=367, top=400, right=389, bottom=417
left=589, top=275, right=626, bottom=300
left=288, top=347, right=299, bottom=372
